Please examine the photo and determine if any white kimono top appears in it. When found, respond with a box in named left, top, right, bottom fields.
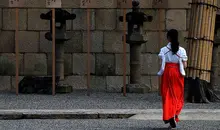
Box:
left=157, top=42, right=188, bottom=76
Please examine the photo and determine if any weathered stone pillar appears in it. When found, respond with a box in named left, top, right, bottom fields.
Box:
left=55, top=43, right=64, bottom=80
left=211, top=27, right=220, bottom=92
left=40, top=9, right=76, bottom=93
left=130, top=44, right=141, bottom=84
left=119, top=0, right=153, bottom=93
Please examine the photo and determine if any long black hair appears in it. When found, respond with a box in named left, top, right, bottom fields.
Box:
left=167, top=29, right=179, bottom=54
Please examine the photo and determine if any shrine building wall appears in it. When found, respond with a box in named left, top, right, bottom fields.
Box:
left=0, top=0, right=219, bottom=92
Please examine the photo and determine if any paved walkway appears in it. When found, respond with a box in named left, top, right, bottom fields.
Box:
left=1, top=109, right=220, bottom=120
left=1, top=119, right=219, bottom=130
left=0, top=91, right=220, bottom=121
left=1, top=91, right=220, bottom=109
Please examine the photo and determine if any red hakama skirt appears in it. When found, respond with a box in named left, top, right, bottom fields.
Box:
left=161, top=63, right=184, bottom=123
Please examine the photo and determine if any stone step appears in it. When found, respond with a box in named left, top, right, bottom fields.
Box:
left=1, top=109, right=220, bottom=120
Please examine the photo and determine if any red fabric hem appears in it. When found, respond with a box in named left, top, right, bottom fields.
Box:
left=161, top=63, right=184, bottom=122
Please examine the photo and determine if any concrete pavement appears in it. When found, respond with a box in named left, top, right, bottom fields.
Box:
left=0, top=119, right=219, bottom=130
left=1, top=91, right=220, bottom=121
left=1, top=91, right=220, bottom=109
left=1, top=109, right=220, bottom=120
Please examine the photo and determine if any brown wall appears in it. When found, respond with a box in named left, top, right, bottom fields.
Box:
left=0, top=0, right=219, bottom=92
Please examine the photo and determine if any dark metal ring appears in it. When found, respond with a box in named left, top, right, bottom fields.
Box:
left=187, top=66, right=212, bottom=72
left=185, top=37, right=214, bottom=43
left=189, top=2, right=219, bottom=9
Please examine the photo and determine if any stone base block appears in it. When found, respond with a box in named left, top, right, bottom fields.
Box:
left=56, top=84, right=73, bottom=94
left=121, top=84, right=151, bottom=94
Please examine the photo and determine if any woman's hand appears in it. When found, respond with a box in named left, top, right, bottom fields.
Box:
left=183, top=61, right=187, bottom=68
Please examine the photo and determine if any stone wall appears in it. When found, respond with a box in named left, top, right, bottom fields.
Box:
left=0, top=0, right=219, bottom=92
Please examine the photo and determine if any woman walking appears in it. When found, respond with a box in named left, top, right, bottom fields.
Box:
left=157, top=29, right=188, bottom=129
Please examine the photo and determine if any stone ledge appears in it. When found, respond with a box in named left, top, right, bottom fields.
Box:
left=0, top=109, right=135, bottom=120
left=1, top=109, right=220, bottom=120
left=0, top=76, right=12, bottom=91
left=121, top=84, right=151, bottom=94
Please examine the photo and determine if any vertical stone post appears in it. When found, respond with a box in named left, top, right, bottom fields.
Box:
left=40, top=9, right=76, bottom=93
left=210, top=39, right=219, bottom=91
left=55, top=43, right=64, bottom=80
left=119, top=0, right=153, bottom=93
left=130, top=44, right=141, bottom=84
left=211, top=24, right=220, bottom=91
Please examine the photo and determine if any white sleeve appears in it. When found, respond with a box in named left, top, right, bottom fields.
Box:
left=158, top=48, right=164, bottom=59
left=181, top=48, right=188, bottom=61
